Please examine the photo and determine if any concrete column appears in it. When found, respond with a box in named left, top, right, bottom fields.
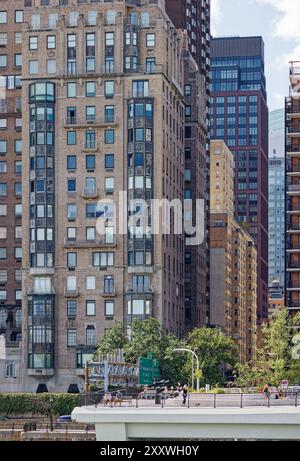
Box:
left=95, top=423, right=127, bottom=441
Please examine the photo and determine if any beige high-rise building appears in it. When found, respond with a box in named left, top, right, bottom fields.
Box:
left=210, top=140, right=234, bottom=215
left=210, top=140, right=257, bottom=363
left=21, top=0, right=191, bottom=392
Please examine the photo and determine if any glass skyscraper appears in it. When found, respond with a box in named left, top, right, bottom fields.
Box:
left=211, top=36, right=269, bottom=322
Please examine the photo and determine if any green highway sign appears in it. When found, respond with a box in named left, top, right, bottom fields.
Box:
left=139, top=353, right=160, bottom=385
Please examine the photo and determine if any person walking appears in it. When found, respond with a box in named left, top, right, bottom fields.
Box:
left=182, top=385, right=188, bottom=406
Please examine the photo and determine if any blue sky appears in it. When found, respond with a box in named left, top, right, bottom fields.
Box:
left=211, top=0, right=300, bottom=111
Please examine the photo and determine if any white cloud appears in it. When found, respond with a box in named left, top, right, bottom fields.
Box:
left=211, top=0, right=221, bottom=35
left=256, top=0, right=300, bottom=39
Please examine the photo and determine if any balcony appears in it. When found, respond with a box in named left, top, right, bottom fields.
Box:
left=82, top=141, right=99, bottom=152
left=287, top=184, right=300, bottom=195
left=61, top=65, right=122, bottom=78
left=287, top=161, right=300, bottom=175
left=290, top=61, right=300, bottom=82
left=287, top=302, right=300, bottom=310
left=64, top=238, right=116, bottom=249
left=287, top=245, right=300, bottom=252
left=287, top=127, right=300, bottom=138
left=64, top=117, right=118, bottom=128
left=64, top=288, right=80, bottom=298
left=287, top=262, right=300, bottom=271
left=100, top=288, right=116, bottom=298
left=81, top=187, right=99, bottom=199
left=286, top=147, right=300, bottom=156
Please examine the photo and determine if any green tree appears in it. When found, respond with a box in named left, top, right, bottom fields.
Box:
left=94, top=322, right=127, bottom=357
left=186, top=328, right=237, bottom=387
left=161, top=334, right=189, bottom=386
left=124, top=318, right=163, bottom=363
left=258, top=309, right=300, bottom=387
left=234, top=309, right=300, bottom=388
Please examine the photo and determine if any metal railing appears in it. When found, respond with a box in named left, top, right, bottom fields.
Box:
left=79, top=391, right=300, bottom=410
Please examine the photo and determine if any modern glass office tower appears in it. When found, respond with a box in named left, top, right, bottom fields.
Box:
left=268, top=156, right=285, bottom=287
left=211, top=36, right=269, bottom=322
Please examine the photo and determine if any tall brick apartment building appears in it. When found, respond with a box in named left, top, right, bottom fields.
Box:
left=19, top=0, right=211, bottom=392
left=166, top=0, right=211, bottom=328
left=0, top=2, right=23, bottom=348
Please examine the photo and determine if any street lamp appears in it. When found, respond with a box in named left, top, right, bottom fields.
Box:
left=173, top=348, right=200, bottom=392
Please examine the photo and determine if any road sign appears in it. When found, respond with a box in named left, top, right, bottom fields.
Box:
left=139, top=353, right=160, bottom=386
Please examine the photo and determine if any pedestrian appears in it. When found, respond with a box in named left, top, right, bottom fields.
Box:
left=263, top=384, right=270, bottom=398
left=182, top=385, right=188, bottom=406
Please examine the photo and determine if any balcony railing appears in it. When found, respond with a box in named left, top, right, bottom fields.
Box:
left=64, top=237, right=116, bottom=248
left=62, top=65, right=122, bottom=77
left=64, top=117, right=118, bottom=127
left=82, top=187, right=99, bottom=199
left=287, top=185, right=300, bottom=192
left=287, top=262, right=300, bottom=269
left=287, top=302, right=300, bottom=309
left=64, top=288, right=80, bottom=298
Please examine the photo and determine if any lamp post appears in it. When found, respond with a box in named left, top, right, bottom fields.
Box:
left=173, top=348, right=200, bottom=392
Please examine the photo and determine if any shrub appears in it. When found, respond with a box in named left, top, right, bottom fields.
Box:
left=0, top=393, right=82, bottom=416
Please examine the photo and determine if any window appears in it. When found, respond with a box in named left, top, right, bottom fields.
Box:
left=67, top=329, right=77, bottom=347
left=0, top=183, right=7, bottom=196
left=67, top=252, right=77, bottom=268
left=0, top=290, right=7, bottom=301
left=86, top=81, right=95, bottom=97
left=105, top=105, right=114, bottom=123
left=0, top=12, right=7, bottom=24
left=146, top=33, right=155, bottom=47
left=0, top=248, right=6, bottom=259
left=34, top=277, right=51, bottom=294
left=104, top=275, right=114, bottom=294
left=5, top=363, right=16, bottom=378
left=0, top=227, right=6, bottom=239
left=14, top=32, right=22, bottom=44
left=0, top=162, right=6, bottom=173
left=15, top=226, right=22, bottom=239
left=67, top=276, right=76, bottom=292
left=146, top=57, right=156, bottom=73
left=86, top=276, right=96, bottom=290
left=29, top=36, right=38, bottom=50
left=105, top=129, right=114, bottom=144
left=0, top=205, right=7, bottom=216
left=67, top=227, right=76, bottom=241
left=86, top=131, right=95, bottom=148
left=93, top=252, right=114, bottom=267
left=0, top=55, right=7, bottom=67
left=15, top=247, right=22, bottom=259
left=132, top=80, right=149, bottom=98
left=0, top=140, right=6, bottom=154
left=104, top=81, right=114, bottom=98
left=86, top=227, right=95, bottom=241
left=67, top=131, right=76, bottom=145
left=86, top=301, right=95, bottom=316
left=67, top=82, right=76, bottom=98
left=86, top=155, right=95, bottom=170
left=104, top=177, right=114, bottom=192
left=47, top=35, right=56, bottom=49
left=0, top=33, right=7, bottom=46
left=0, top=270, right=7, bottom=282
left=14, top=140, right=22, bottom=153
left=29, top=60, right=38, bottom=74
left=184, top=84, right=191, bottom=96
left=47, top=59, right=56, bottom=74
left=86, top=326, right=96, bottom=347
left=105, top=154, right=114, bottom=169
left=67, top=178, right=76, bottom=193
left=15, top=160, right=22, bottom=174
left=106, top=10, right=116, bottom=25
left=67, top=300, right=77, bottom=318
left=105, top=300, right=114, bottom=317
left=67, top=204, right=77, bottom=220
left=67, top=155, right=76, bottom=170
left=15, top=182, right=22, bottom=197
left=15, top=10, right=23, bottom=23
left=86, top=106, right=95, bottom=121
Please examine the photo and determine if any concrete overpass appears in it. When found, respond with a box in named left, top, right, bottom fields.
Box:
left=72, top=406, right=300, bottom=441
